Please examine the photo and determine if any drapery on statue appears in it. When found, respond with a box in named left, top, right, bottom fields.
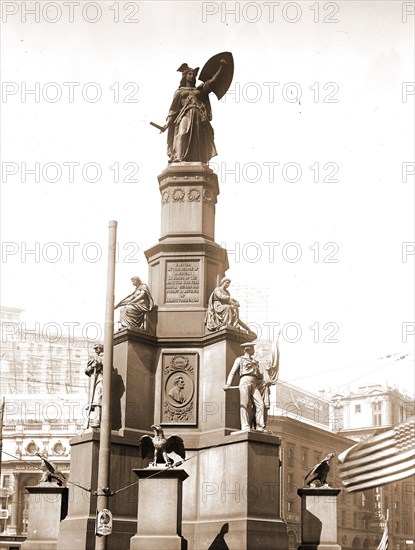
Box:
left=204, top=277, right=255, bottom=334
left=84, top=343, right=104, bottom=428
left=115, top=276, right=154, bottom=329
left=151, top=52, right=234, bottom=164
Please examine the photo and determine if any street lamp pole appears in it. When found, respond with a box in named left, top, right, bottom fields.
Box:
left=95, top=220, right=117, bottom=550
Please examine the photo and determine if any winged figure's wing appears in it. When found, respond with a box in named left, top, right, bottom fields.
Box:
left=139, top=435, right=154, bottom=459
left=166, top=435, right=186, bottom=459
left=37, top=452, right=57, bottom=473
left=304, top=461, right=323, bottom=481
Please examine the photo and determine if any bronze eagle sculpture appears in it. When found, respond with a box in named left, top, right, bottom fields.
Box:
left=36, top=452, right=67, bottom=486
left=139, top=425, right=186, bottom=467
left=304, top=452, right=335, bottom=487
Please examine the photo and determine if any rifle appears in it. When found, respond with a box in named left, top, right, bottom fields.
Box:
left=84, top=365, right=98, bottom=429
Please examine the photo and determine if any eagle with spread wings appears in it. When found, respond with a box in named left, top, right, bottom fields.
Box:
left=304, top=452, right=335, bottom=488
left=139, top=425, right=186, bottom=467
left=36, top=452, right=67, bottom=486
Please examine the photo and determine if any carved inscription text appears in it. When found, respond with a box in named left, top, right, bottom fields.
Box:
left=165, top=261, right=200, bottom=303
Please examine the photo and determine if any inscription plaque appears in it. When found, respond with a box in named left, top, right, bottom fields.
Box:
left=165, top=260, right=200, bottom=303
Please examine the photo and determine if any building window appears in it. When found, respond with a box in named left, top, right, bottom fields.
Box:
left=403, top=521, right=409, bottom=534
left=372, top=401, right=382, bottom=426
left=353, top=513, right=361, bottom=529
left=288, top=501, right=295, bottom=513
left=26, top=441, right=39, bottom=455
left=341, top=509, right=347, bottom=527
left=52, top=441, right=66, bottom=455
left=287, top=445, right=295, bottom=467
left=288, top=530, right=297, bottom=548
left=314, top=451, right=321, bottom=464
left=355, top=404, right=361, bottom=413
left=395, top=521, right=400, bottom=533
left=301, top=448, right=308, bottom=468
left=287, top=473, right=295, bottom=494
left=2, top=475, right=10, bottom=489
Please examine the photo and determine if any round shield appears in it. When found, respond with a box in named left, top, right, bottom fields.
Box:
left=199, top=52, right=234, bottom=100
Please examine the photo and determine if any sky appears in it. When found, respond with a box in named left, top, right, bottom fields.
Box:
left=1, top=0, right=414, bottom=397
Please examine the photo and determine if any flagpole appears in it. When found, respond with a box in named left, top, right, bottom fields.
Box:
left=0, top=397, right=5, bottom=481
left=95, top=220, right=117, bottom=550
left=376, top=508, right=389, bottom=550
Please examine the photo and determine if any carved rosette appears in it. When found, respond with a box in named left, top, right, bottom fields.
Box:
left=203, top=189, right=213, bottom=202
left=172, top=187, right=185, bottom=202
left=161, top=353, right=198, bottom=425
left=161, top=190, right=169, bottom=205
left=188, top=187, right=201, bottom=202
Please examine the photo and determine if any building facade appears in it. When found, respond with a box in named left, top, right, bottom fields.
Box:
left=0, top=307, right=92, bottom=537
left=1, top=307, right=413, bottom=548
left=331, top=384, right=415, bottom=550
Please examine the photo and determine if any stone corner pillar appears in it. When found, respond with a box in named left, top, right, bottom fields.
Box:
left=297, top=487, right=341, bottom=550
left=130, top=468, right=189, bottom=550
left=22, top=484, right=69, bottom=550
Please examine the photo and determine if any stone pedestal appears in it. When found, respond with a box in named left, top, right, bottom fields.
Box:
left=22, top=485, right=68, bottom=550
left=56, top=431, right=143, bottom=550
left=297, top=488, right=341, bottom=550
left=183, top=431, right=288, bottom=550
left=57, top=160, right=289, bottom=549
left=130, top=469, right=189, bottom=550
left=145, top=163, right=229, bottom=340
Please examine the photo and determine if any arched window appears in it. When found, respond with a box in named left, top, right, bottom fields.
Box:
left=52, top=441, right=65, bottom=455
left=287, top=529, right=298, bottom=550
left=352, top=535, right=361, bottom=548
left=26, top=441, right=38, bottom=455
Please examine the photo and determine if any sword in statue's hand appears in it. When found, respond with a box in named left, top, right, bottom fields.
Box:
left=150, top=121, right=167, bottom=133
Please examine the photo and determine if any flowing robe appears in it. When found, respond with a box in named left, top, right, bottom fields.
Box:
left=119, top=284, right=154, bottom=328
left=167, top=80, right=217, bottom=163
left=205, top=286, right=239, bottom=331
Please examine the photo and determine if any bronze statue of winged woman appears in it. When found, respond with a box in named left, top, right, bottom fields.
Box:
left=151, top=52, right=234, bottom=164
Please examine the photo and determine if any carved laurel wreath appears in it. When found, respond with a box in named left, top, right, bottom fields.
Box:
left=188, top=188, right=201, bottom=202
left=163, top=401, right=193, bottom=422
left=203, top=189, right=213, bottom=202
left=161, top=190, right=169, bottom=204
left=172, top=187, right=185, bottom=202
left=165, top=355, right=194, bottom=374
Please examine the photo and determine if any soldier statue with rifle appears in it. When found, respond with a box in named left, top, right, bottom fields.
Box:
left=85, top=343, right=104, bottom=428
left=224, top=338, right=280, bottom=433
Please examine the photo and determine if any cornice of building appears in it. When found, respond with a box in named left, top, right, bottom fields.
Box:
left=269, top=415, right=354, bottom=447
left=329, top=384, right=414, bottom=402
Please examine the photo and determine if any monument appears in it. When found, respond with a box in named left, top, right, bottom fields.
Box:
left=22, top=455, right=68, bottom=550
left=84, top=343, right=104, bottom=429
left=57, top=52, right=289, bottom=550
left=298, top=453, right=341, bottom=550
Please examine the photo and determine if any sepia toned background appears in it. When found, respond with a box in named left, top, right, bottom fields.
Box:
left=1, top=0, right=414, bottom=395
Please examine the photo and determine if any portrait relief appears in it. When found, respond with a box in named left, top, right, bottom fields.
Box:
left=161, top=353, right=198, bottom=425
